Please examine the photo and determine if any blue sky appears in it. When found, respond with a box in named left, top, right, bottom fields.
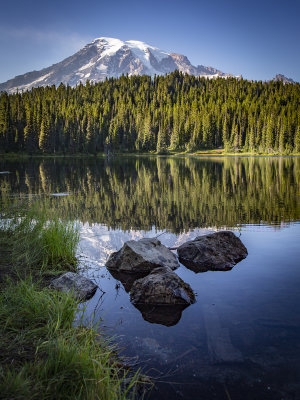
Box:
left=0, top=0, right=299, bottom=82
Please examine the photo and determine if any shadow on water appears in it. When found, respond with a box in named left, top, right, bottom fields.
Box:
left=108, top=269, right=147, bottom=292
left=133, top=304, right=190, bottom=327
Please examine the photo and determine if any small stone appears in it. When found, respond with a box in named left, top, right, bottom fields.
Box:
left=50, top=272, right=97, bottom=300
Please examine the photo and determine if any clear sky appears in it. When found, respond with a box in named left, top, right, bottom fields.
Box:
left=0, top=0, right=299, bottom=83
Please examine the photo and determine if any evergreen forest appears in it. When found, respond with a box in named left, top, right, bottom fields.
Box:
left=0, top=71, right=299, bottom=154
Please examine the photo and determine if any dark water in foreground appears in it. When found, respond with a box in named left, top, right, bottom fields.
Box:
left=1, top=156, right=300, bottom=400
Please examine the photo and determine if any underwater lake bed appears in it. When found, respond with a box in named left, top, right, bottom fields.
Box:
left=1, top=155, right=299, bottom=400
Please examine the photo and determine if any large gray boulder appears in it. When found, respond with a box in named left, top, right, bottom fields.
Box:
left=177, top=231, right=248, bottom=272
left=106, top=237, right=179, bottom=274
left=130, top=267, right=195, bottom=306
left=50, top=272, right=98, bottom=300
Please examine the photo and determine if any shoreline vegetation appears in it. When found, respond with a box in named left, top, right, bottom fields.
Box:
left=0, top=205, right=142, bottom=399
left=1, top=148, right=300, bottom=160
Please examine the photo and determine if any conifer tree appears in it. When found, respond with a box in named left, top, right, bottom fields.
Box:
left=265, top=115, right=275, bottom=153
left=39, top=116, right=51, bottom=152
left=295, top=125, right=300, bottom=153
left=24, top=110, right=36, bottom=153
left=222, top=116, right=230, bottom=151
left=156, top=126, right=167, bottom=154
left=86, top=116, right=96, bottom=153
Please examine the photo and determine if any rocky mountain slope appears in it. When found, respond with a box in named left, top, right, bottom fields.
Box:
left=0, top=37, right=241, bottom=93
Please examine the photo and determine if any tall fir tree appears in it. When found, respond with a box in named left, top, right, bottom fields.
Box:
left=39, top=116, right=51, bottom=152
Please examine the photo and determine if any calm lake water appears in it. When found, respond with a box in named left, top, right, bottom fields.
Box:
left=1, top=156, right=300, bottom=400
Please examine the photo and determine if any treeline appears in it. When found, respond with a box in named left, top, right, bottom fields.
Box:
left=0, top=71, right=299, bottom=154
left=1, top=157, right=299, bottom=231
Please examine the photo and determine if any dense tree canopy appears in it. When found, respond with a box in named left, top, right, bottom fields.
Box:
left=0, top=72, right=299, bottom=154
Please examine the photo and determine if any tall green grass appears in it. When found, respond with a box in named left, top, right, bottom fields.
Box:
left=0, top=279, right=140, bottom=400
left=1, top=205, right=79, bottom=271
left=0, top=204, right=145, bottom=399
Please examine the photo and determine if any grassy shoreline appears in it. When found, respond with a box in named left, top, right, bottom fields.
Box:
left=0, top=205, right=142, bottom=399
left=1, top=149, right=300, bottom=160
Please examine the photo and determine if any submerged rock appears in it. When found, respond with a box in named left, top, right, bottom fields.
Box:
left=50, top=272, right=98, bottom=300
left=106, top=237, right=179, bottom=274
left=130, top=267, right=195, bottom=306
left=177, top=231, right=248, bottom=272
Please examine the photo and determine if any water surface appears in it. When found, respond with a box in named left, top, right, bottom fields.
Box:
left=1, top=156, right=299, bottom=400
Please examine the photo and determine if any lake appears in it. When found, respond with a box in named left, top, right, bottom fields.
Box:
left=1, top=155, right=299, bottom=400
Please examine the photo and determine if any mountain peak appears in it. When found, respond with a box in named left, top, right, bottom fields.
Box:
left=92, top=36, right=122, bottom=42
left=0, top=37, right=239, bottom=93
left=273, top=74, right=295, bottom=84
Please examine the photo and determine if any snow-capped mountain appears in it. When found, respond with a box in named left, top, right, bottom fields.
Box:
left=0, top=37, right=241, bottom=93
left=272, top=74, right=295, bottom=84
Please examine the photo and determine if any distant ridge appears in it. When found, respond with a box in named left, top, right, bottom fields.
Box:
left=272, top=74, right=295, bottom=84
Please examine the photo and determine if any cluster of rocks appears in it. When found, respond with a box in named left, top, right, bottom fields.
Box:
left=49, top=231, right=247, bottom=326
left=105, top=232, right=247, bottom=325
left=106, top=238, right=195, bottom=306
